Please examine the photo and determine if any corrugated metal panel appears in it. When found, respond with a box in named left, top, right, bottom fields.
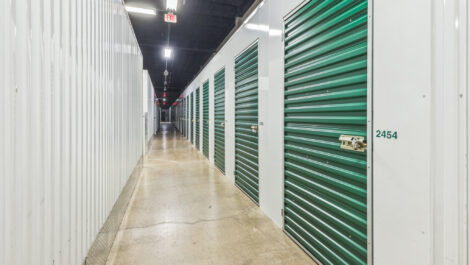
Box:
left=182, top=98, right=185, bottom=136
left=186, top=97, right=189, bottom=139
left=203, top=81, right=210, bottom=158
left=182, top=98, right=187, bottom=137
left=156, top=105, right=161, bottom=132
left=171, top=106, right=176, bottom=124
left=214, top=68, right=226, bottom=173
left=178, top=104, right=181, bottom=130
left=191, top=93, right=194, bottom=143
left=0, top=0, right=144, bottom=264
left=144, top=71, right=155, bottom=145
left=283, top=1, right=368, bottom=265
left=196, top=88, right=201, bottom=149
left=235, top=43, right=259, bottom=203
left=180, top=102, right=183, bottom=133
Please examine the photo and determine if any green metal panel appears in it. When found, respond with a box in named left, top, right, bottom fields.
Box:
left=235, top=43, right=259, bottom=203
left=191, top=93, right=194, bottom=143
left=196, top=88, right=200, bottom=150
left=283, top=1, right=368, bottom=265
left=214, top=68, right=225, bottom=173
left=186, top=96, right=189, bottom=139
left=183, top=98, right=186, bottom=138
left=203, top=81, right=209, bottom=158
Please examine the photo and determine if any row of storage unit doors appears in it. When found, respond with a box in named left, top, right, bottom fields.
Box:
left=180, top=1, right=368, bottom=264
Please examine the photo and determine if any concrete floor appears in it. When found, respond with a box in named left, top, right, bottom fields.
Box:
left=105, top=123, right=317, bottom=265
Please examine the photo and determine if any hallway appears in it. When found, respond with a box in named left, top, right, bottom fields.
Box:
left=105, top=123, right=316, bottom=265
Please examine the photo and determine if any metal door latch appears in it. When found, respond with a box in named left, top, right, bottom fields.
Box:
left=339, top=135, right=367, bottom=152
left=251, top=125, right=258, bottom=134
left=221, top=122, right=225, bottom=128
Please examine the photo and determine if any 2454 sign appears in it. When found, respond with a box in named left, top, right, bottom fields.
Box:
left=376, top=130, right=398, bottom=140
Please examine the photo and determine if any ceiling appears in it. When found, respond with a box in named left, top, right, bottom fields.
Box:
left=124, top=0, right=255, bottom=108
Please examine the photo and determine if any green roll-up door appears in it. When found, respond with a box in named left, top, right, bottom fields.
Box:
left=235, top=43, right=259, bottom=203
left=214, top=68, right=225, bottom=173
left=196, top=88, right=200, bottom=150
left=183, top=98, right=186, bottom=138
left=191, top=93, right=194, bottom=144
left=203, top=81, right=209, bottom=158
left=283, top=1, right=368, bottom=265
left=180, top=100, right=183, bottom=134
left=186, top=96, right=189, bottom=139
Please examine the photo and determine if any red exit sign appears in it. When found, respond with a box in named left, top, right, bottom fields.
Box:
left=164, top=13, right=177, bottom=23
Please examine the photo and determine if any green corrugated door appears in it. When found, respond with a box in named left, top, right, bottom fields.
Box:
left=214, top=68, right=225, bottom=173
left=203, top=81, right=209, bottom=158
left=191, top=93, right=194, bottom=144
left=186, top=96, right=189, bottom=139
left=183, top=98, right=187, bottom=138
left=283, top=1, right=368, bottom=265
left=235, top=43, right=259, bottom=203
left=196, top=88, right=200, bottom=150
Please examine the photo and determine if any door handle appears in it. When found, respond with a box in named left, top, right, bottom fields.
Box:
left=251, top=125, right=258, bottom=134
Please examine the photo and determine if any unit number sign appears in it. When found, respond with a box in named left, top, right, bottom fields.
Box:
left=376, top=130, right=398, bottom=139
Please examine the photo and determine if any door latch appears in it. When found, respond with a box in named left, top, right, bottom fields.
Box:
left=339, top=135, right=367, bottom=152
left=251, top=125, right=258, bottom=134
left=221, top=122, right=225, bottom=128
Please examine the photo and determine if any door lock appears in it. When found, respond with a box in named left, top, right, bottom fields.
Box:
left=339, top=135, right=367, bottom=152
left=251, top=125, right=258, bottom=134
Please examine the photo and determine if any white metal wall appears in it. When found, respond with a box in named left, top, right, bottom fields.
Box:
left=155, top=104, right=161, bottom=133
left=0, top=0, right=144, bottom=264
left=143, top=70, right=155, bottom=147
left=373, top=0, right=469, bottom=264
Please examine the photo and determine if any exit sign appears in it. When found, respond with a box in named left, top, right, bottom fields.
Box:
left=164, top=13, right=177, bottom=23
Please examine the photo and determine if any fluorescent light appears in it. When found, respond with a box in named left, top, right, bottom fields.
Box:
left=164, top=47, right=172, bottom=59
left=167, top=0, right=178, bottom=10
left=245, top=23, right=269, bottom=32
left=125, top=5, right=156, bottom=16
left=269, top=29, right=283, bottom=36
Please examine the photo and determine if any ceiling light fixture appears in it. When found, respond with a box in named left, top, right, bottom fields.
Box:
left=125, top=5, right=157, bottom=16
left=245, top=23, right=269, bottom=32
left=167, top=0, right=178, bottom=11
left=269, top=29, right=283, bottom=36
left=164, top=47, right=173, bottom=59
